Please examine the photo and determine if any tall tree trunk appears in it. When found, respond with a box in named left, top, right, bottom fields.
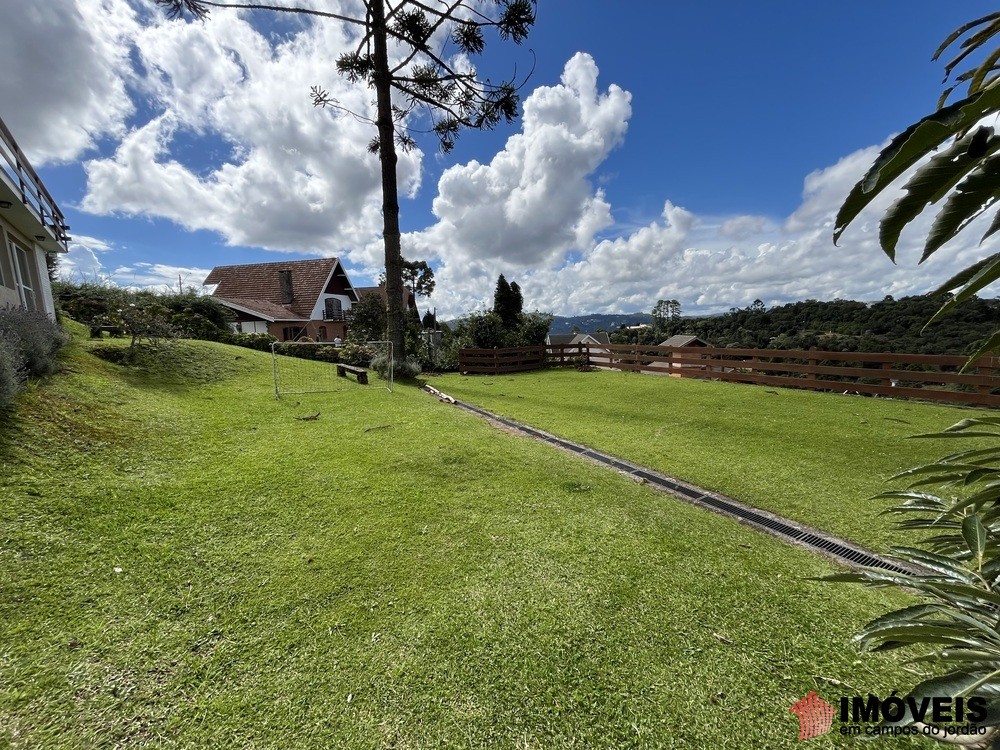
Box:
left=370, top=0, right=405, bottom=362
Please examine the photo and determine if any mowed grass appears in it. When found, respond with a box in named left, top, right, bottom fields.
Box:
left=434, top=368, right=996, bottom=553
left=2, top=330, right=936, bottom=748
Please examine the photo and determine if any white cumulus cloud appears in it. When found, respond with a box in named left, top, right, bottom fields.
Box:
left=80, top=5, right=421, bottom=257
left=0, top=0, right=139, bottom=164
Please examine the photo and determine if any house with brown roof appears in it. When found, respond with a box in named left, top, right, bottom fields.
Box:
left=546, top=332, right=613, bottom=365
left=0, top=116, right=70, bottom=317
left=203, top=258, right=360, bottom=341
left=658, top=334, right=709, bottom=348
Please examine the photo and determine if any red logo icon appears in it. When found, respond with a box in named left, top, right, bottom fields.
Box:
left=790, top=691, right=835, bottom=740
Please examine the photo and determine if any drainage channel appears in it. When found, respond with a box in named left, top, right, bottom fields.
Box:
left=441, top=394, right=912, bottom=575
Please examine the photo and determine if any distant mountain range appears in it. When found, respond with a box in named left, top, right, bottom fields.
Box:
left=547, top=313, right=652, bottom=335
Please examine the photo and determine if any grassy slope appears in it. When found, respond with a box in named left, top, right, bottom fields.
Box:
left=1, top=331, right=933, bottom=748
left=435, top=369, right=994, bottom=553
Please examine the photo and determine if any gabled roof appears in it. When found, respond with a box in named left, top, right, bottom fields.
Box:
left=546, top=333, right=576, bottom=346
left=216, top=297, right=307, bottom=322
left=204, top=257, right=356, bottom=319
left=660, top=334, right=709, bottom=347
left=546, top=332, right=611, bottom=347
left=576, top=332, right=611, bottom=347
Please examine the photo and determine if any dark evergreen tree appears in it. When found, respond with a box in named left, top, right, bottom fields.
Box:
left=493, top=274, right=518, bottom=328
left=510, top=281, right=524, bottom=317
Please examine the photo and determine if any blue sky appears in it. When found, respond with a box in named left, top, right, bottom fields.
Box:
left=4, top=1, right=999, bottom=318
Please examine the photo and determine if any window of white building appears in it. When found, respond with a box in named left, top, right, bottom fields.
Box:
left=9, top=239, right=38, bottom=310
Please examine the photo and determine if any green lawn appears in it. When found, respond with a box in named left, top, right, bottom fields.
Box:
left=1, top=331, right=938, bottom=748
left=435, top=368, right=994, bottom=553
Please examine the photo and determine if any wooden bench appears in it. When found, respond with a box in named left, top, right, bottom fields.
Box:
left=337, top=364, right=369, bottom=384
left=89, top=324, right=124, bottom=338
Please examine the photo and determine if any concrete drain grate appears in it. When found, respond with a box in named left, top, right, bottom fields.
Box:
left=441, top=394, right=912, bottom=575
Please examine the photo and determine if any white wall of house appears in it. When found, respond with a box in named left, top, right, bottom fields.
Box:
left=231, top=320, right=270, bottom=334
left=32, top=241, right=55, bottom=317
left=310, top=293, right=352, bottom=319
left=0, top=221, right=56, bottom=317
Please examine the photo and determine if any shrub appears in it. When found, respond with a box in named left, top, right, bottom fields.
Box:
left=339, top=343, right=376, bottom=368
left=52, top=280, right=130, bottom=325
left=371, top=354, right=422, bottom=380
left=272, top=343, right=340, bottom=363
left=0, top=331, right=25, bottom=411
left=226, top=332, right=277, bottom=352
left=171, top=309, right=227, bottom=341
left=53, top=282, right=234, bottom=343
left=114, top=302, right=176, bottom=348
left=0, top=307, right=69, bottom=378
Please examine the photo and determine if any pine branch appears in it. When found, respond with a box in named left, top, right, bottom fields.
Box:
left=155, top=0, right=367, bottom=27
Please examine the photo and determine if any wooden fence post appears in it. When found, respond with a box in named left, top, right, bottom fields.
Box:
left=882, top=361, right=893, bottom=388
left=808, top=347, right=818, bottom=382
left=977, top=357, right=994, bottom=397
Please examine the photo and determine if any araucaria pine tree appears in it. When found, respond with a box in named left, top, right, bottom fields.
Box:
left=154, top=0, right=536, bottom=360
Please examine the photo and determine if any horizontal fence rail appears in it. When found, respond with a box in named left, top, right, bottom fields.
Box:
left=457, top=344, right=1000, bottom=407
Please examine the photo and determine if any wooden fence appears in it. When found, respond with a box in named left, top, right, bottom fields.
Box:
left=457, top=343, right=1000, bottom=407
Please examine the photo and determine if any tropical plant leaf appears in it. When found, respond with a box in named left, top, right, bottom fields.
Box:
left=937, top=15, right=1000, bottom=87
left=834, top=84, right=1000, bottom=248
left=964, top=515, right=989, bottom=564
left=921, top=152, right=1000, bottom=262
left=944, top=418, right=1000, bottom=430
left=925, top=251, right=1000, bottom=326
left=960, top=330, right=1000, bottom=374
left=892, top=462, right=997, bottom=480
left=904, top=670, right=1000, bottom=721
left=911, top=431, right=1000, bottom=440
left=880, top=128, right=1000, bottom=260
left=861, top=603, right=945, bottom=633
left=912, top=649, right=1000, bottom=665
left=925, top=580, right=1000, bottom=608
left=937, top=446, right=1000, bottom=463
left=933, top=13, right=1000, bottom=66
left=854, top=623, right=983, bottom=650
left=933, top=252, right=1000, bottom=295
left=889, top=546, right=978, bottom=581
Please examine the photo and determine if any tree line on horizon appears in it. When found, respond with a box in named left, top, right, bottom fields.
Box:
left=608, top=294, right=1000, bottom=356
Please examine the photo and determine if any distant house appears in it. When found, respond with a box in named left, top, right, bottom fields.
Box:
left=0, top=116, right=70, bottom=317
left=659, top=334, right=709, bottom=348
left=203, top=257, right=360, bottom=341
left=654, top=334, right=711, bottom=373
left=546, top=331, right=611, bottom=348
left=546, top=332, right=613, bottom=364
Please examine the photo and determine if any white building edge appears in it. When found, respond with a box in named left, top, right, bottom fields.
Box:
left=0, top=116, right=70, bottom=318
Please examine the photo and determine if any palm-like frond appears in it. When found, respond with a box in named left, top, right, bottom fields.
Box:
left=835, top=12, right=1000, bottom=367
